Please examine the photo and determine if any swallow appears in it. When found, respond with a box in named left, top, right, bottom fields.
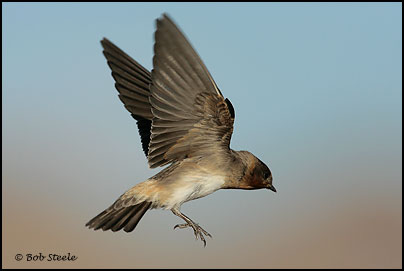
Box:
left=86, top=14, right=276, bottom=246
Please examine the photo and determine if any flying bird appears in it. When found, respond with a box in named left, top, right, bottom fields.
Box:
left=86, top=14, right=276, bottom=246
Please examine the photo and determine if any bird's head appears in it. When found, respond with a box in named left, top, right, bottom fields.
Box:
left=235, top=151, right=276, bottom=192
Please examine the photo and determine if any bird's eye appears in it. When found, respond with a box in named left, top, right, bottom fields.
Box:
left=264, top=172, right=270, bottom=179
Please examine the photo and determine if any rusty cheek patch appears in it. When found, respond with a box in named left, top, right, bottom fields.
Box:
left=239, top=159, right=266, bottom=189
left=249, top=173, right=265, bottom=188
left=238, top=162, right=264, bottom=189
left=239, top=174, right=264, bottom=189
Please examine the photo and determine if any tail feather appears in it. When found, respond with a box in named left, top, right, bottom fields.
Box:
left=111, top=205, right=142, bottom=232
left=123, top=202, right=151, bottom=232
left=101, top=206, right=135, bottom=231
left=86, top=201, right=151, bottom=233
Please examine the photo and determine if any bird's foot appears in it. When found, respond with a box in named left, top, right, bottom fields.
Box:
left=174, top=222, right=212, bottom=246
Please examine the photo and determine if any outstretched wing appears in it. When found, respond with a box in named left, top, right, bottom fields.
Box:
left=100, top=38, right=153, bottom=156
left=147, top=14, right=235, bottom=168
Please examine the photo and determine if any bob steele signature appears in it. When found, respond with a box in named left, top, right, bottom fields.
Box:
left=17, top=253, right=77, bottom=262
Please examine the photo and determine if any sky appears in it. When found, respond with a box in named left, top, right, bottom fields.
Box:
left=2, top=2, right=402, bottom=268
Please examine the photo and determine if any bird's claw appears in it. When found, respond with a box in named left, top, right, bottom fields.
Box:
left=173, top=222, right=212, bottom=246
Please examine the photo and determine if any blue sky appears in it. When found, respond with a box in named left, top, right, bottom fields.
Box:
left=2, top=3, right=402, bottom=268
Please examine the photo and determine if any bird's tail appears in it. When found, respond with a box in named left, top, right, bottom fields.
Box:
left=86, top=199, right=152, bottom=233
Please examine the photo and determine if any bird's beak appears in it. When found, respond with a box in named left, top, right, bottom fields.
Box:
left=267, top=184, right=277, bottom=193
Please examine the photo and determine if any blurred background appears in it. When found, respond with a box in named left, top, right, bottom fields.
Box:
left=2, top=3, right=402, bottom=269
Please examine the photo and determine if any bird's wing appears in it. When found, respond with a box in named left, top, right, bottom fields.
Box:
left=100, top=38, right=153, bottom=156
left=147, top=14, right=235, bottom=168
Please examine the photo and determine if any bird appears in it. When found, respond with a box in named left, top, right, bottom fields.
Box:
left=86, top=13, right=276, bottom=246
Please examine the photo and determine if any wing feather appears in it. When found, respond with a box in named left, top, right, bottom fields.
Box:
left=101, top=38, right=153, bottom=156
left=100, top=15, right=235, bottom=169
left=147, top=14, right=235, bottom=168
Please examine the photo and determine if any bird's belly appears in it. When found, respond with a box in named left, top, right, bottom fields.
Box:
left=162, top=175, right=225, bottom=209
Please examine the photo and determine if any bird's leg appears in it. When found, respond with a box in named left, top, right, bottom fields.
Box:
left=171, top=208, right=212, bottom=246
